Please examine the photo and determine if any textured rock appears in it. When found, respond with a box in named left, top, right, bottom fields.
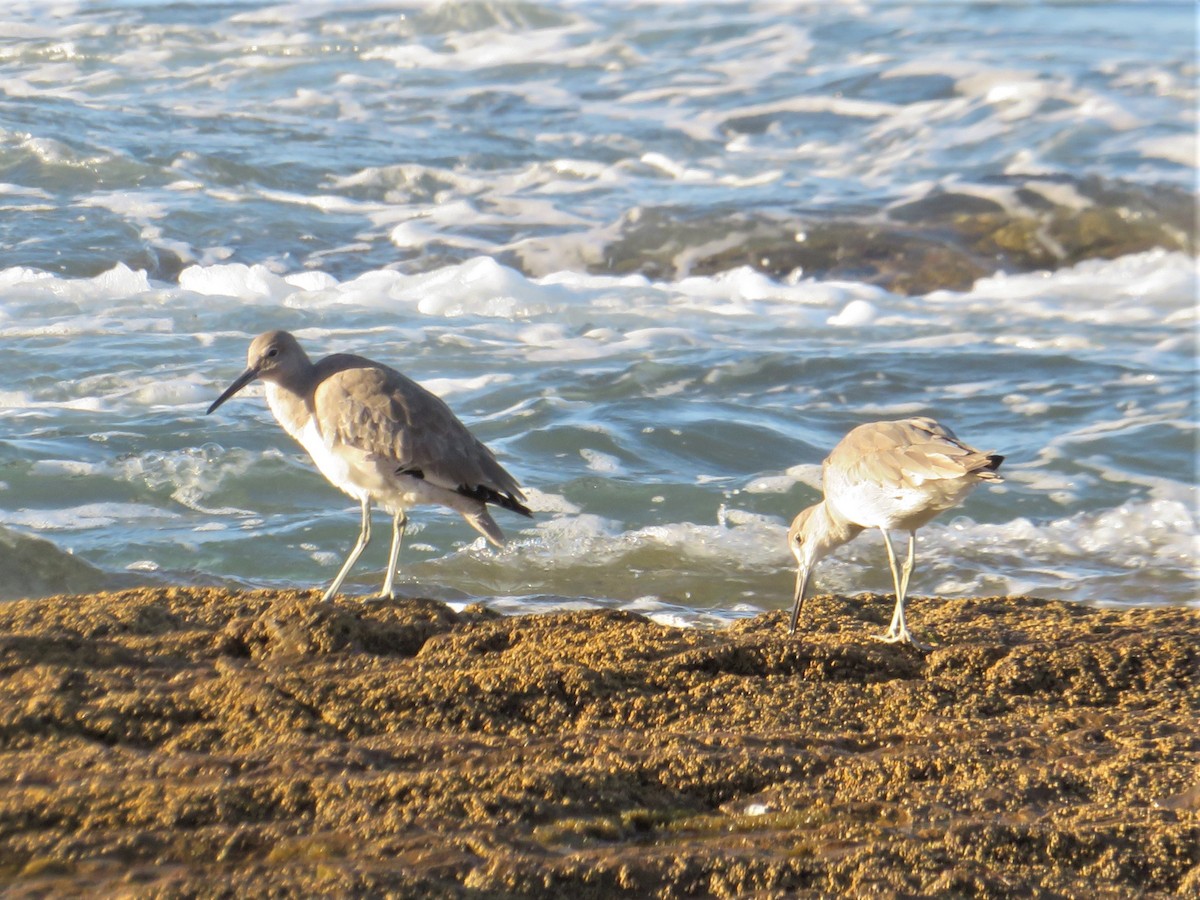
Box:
left=0, top=588, right=1195, bottom=897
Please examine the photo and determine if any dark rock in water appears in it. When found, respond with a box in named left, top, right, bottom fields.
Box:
left=548, top=176, right=1196, bottom=295
left=0, top=588, right=1196, bottom=897
left=0, top=528, right=137, bottom=602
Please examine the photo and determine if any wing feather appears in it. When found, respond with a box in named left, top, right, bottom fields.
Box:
left=826, top=417, right=1001, bottom=490
left=311, top=357, right=525, bottom=500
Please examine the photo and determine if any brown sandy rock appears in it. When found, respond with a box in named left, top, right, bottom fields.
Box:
left=0, top=587, right=1195, bottom=897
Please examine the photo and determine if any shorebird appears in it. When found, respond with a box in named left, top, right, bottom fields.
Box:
left=787, top=417, right=1003, bottom=649
left=207, top=330, right=531, bottom=601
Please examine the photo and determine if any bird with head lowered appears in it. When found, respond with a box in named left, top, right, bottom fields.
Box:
left=788, top=417, right=1003, bottom=650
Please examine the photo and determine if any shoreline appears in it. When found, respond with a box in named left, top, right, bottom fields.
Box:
left=1, top=588, right=1196, bottom=897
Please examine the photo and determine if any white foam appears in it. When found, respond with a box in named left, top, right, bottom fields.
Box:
left=923, top=493, right=1199, bottom=598
left=579, top=448, right=621, bottom=474
left=0, top=267, right=54, bottom=290
left=0, top=390, right=104, bottom=412
left=827, top=299, right=877, bottom=327
left=632, top=512, right=789, bottom=570
left=30, top=459, right=97, bottom=477
left=742, top=463, right=822, bottom=495
left=640, top=152, right=712, bottom=182
left=78, top=192, right=167, bottom=220
left=179, top=263, right=293, bottom=302
left=285, top=271, right=339, bottom=292
left=518, top=488, right=581, bottom=516
left=419, top=373, right=514, bottom=398
left=923, top=251, right=1198, bottom=334
left=5, top=503, right=178, bottom=531
left=129, top=375, right=213, bottom=408
left=1001, top=394, right=1052, bottom=417
left=111, top=447, right=262, bottom=517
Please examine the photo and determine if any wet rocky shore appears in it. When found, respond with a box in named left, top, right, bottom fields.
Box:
left=1, top=588, right=1196, bottom=897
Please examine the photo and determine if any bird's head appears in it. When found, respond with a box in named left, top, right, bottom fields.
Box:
left=786, top=501, right=861, bottom=635
left=206, top=330, right=310, bottom=414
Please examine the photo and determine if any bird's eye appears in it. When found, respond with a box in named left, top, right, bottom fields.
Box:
left=266, top=347, right=279, bottom=359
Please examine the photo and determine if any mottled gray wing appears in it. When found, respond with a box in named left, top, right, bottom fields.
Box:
left=827, top=417, right=998, bottom=489
left=312, top=358, right=525, bottom=499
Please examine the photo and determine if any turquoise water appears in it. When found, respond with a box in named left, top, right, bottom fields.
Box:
left=0, top=2, right=1195, bottom=618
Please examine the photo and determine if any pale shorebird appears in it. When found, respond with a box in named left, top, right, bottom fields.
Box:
left=788, top=417, right=1003, bottom=649
left=207, top=330, right=531, bottom=601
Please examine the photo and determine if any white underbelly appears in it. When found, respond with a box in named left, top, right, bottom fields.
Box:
left=828, top=478, right=974, bottom=532
left=266, top=386, right=368, bottom=502
left=297, top=418, right=374, bottom=500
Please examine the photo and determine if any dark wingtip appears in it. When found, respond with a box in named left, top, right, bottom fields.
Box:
left=456, top=483, right=534, bottom=518
left=987, top=454, right=1005, bottom=471
left=508, top=497, right=535, bottom=519
left=393, top=468, right=534, bottom=518
left=494, top=491, right=534, bottom=519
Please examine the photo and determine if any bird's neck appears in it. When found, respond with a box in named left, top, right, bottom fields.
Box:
left=810, top=502, right=865, bottom=563
left=264, top=378, right=311, bottom=442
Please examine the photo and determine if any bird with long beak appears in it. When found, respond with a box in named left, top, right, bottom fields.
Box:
left=787, top=417, right=1003, bottom=649
left=207, top=330, right=531, bottom=601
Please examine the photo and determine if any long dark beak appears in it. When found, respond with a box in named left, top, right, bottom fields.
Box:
left=207, top=366, right=260, bottom=415
left=788, top=563, right=811, bottom=635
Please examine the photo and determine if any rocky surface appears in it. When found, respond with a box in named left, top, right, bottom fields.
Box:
left=0, top=587, right=1196, bottom=897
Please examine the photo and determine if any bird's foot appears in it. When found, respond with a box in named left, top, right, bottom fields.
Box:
left=871, top=628, right=932, bottom=652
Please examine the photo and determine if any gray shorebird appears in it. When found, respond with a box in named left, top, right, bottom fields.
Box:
left=207, top=330, right=531, bottom=601
left=788, top=417, right=1003, bottom=649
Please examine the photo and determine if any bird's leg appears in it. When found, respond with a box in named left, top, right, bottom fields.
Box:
left=878, top=529, right=904, bottom=636
left=379, top=510, right=407, bottom=599
left=899, top=529, right=916, bottom=603
left=322, top=496, right=372, bottom=602
left=892, top=532, right=930, bottom=649
left=872, top=529, right=930, bottom=650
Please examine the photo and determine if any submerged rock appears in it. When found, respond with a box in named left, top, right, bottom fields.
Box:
left=514, top=176, right=1196, bottom=295
left=0, top=588, right=1196, bottom=897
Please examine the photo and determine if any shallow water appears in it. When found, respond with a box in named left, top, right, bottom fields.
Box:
left=0, top=2, right=1195, bottom=618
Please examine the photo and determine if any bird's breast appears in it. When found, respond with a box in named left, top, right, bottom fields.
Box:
left=264, top=383, right=310, bottom=444
left=265, top=383, right=368, bottom=502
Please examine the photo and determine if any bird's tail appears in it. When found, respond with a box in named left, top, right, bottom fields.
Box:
left=455, top=482, right=533, bottom=518
left=976, top=453, right=1005, bottom=482
left=463, top=508, right=506, bottom=548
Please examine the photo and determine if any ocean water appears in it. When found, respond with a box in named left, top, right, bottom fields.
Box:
left=0, top=1, right=1195, bottom=621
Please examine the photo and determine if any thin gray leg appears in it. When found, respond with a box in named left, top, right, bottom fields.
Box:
left=872, top=529, right=930, bottom=650
left=899, top=529, right=916, bottom=600
left=380, top=510, right=407, bottom=599
left=322, top=496, right=371, bottom=602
